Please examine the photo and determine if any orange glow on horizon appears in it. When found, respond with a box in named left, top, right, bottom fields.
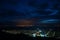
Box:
left=16, top=19, right=34, bottom=27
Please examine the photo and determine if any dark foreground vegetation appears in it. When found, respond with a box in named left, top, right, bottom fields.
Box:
left=0, top=30, right=59, bottom=40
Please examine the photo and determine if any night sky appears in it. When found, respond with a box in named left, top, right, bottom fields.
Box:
left=0, top=0, right=60, bottom=29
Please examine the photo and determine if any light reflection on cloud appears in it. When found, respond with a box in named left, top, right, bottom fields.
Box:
left=45, top=9, right=58, bottom=15
left=40, top=19, right=58, bottom=23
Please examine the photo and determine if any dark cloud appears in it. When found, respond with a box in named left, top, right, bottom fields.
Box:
left=0, top=0, right=60, bottom=26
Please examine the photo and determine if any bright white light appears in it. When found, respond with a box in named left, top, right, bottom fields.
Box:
left=40, top=34, right=45, bottom=37
left=32, top=33, right=36, bottom=37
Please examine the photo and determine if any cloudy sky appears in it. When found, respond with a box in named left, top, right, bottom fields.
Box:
left=0, top=0, right=60, bottom=27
